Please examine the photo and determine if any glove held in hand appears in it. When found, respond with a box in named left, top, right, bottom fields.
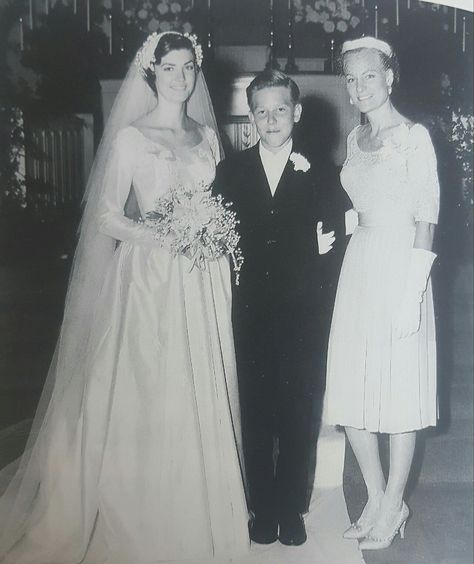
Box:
left=393, top=248, right=436, bottom=339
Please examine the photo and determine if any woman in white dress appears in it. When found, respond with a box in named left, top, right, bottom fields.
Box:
left=0, top=32, right=249, bottom=564
left=325, top=37, right=440, bottom=550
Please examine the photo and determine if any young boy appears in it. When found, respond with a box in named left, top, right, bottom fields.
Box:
left=213, top=69, right=343, bottom=546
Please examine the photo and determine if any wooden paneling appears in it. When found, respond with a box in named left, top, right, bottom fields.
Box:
left=25, top=114, right=93, bottom=209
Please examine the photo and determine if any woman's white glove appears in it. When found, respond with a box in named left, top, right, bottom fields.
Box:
left=316, top=221, right=335, bottom=255
left=345, top=208, right=358, bottom=236
left=393, top=248, right=436, bottom=339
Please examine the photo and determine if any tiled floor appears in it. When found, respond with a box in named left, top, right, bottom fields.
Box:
left=1, top=214, right=473, bottom=563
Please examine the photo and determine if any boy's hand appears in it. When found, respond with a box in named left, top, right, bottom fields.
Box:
left=316, top=221, right=335, bottom=255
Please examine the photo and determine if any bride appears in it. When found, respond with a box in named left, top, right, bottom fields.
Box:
left=0, top=31, right=249, bottom=564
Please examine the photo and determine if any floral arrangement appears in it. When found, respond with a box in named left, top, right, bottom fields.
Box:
left=0, top=107, right=26, bottom=208
left=452, top=110, right=474, bottom=203
left=120, top=0, right=194, bottom=35
left=293, top=0, right=365, bottom=34
left=145, top=184, right=244, bottom=283
left=0, top=1, right=27, bottom=210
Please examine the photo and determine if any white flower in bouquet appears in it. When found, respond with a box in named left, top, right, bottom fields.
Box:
left=327, top=1, right=337, bottom=13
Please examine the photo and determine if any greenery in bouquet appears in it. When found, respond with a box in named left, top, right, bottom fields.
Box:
left=293, top=0, right=366, bottom=35
left=145, top=184, right=244, bottom=283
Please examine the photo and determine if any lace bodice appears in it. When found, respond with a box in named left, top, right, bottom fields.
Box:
left=340, top=123, right=440, bottom=224
left=97, top=125, right=219, bottom=244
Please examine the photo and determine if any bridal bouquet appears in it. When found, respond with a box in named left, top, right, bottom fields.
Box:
left=145, top=184, right=244, bottom=284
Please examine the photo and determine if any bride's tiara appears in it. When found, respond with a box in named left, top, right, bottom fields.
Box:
left=135, top=31, right=203, bottom=77
left=341, top=36, right=392, bottom=57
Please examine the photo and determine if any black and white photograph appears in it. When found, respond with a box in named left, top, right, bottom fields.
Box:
left=0, top=0, right=472, bottom=562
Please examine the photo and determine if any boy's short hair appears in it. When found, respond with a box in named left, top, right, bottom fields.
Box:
left=246, top=69, right=300, bottom=111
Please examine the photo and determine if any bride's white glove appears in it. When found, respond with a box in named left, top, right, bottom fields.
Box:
left=316, top=221, right=335, bottom=255
left=393, top=248, right=436, bottom=339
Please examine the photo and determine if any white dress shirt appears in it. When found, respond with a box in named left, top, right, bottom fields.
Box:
left=259, top=139, right=293, bottom=196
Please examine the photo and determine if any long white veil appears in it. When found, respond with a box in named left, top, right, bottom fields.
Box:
left=0, top=33, right=226, bottom=556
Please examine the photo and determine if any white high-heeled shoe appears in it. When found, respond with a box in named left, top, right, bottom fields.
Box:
left=359, top=502, right=409, bottom=550
left=343, top=519, right=374, bottom=540
left=343, top=499, right=382, bottom=540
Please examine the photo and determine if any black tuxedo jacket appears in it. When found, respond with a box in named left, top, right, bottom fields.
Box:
left=214, top=141, right=345, bottom=322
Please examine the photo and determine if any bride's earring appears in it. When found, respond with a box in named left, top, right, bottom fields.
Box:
left=349, top=98, right=354, bottom=105
left=388, top=85, right=392, bottom=95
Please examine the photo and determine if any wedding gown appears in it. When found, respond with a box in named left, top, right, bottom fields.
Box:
left=0, top=123, right=364, bottom=564
left=1, top=125, right=250, bottom=564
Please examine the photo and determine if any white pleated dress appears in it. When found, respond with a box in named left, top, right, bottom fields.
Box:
left=1, top=126, right=249, bottom=564
left=325, top=123, right=440, bottom=433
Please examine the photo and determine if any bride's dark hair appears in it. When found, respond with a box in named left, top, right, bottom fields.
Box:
left=144, top=33, right=196, bottom=95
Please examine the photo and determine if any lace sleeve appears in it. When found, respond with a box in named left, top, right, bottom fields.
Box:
left=97, top=128, right=155, bottom=244
left=203, top=126, right=221, bottom=165
left=407, top=124, right=440, bottom=225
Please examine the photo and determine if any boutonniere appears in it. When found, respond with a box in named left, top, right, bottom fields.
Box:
left=289, top=152, right=311, bottom=173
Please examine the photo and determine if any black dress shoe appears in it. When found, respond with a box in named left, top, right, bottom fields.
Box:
left=278, top=512, right=307, bottom=546
left=249, top=514, right=278, bottom=544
